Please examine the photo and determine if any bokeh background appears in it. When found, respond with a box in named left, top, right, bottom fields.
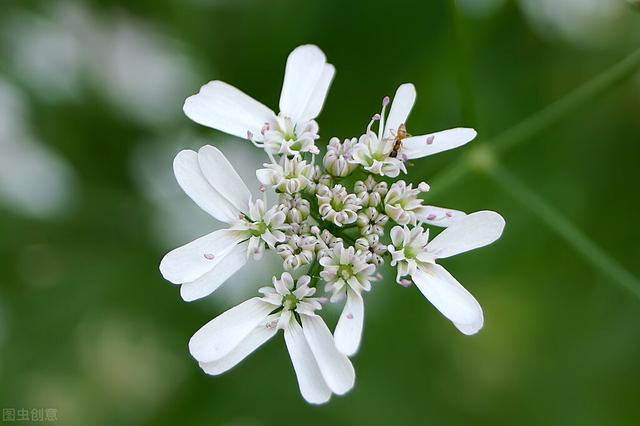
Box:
left=1, top=0, right=640, bottom=425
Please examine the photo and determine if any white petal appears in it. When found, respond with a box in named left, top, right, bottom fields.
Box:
left=173, top=150, right=240, bottom=223
left=189, top=297, right=275, bottom=363
left=197, top=145, right=251, bottom=213
left=403, top=128, right=477, bottom=160
left=413, top=264, right=483, bottom=335
left=334, top=289, right=364, bottom=356
left=279, top=45, right=331, bottom=122
left=427, top=210, right=505, bottom=259
left=300, top=314, right=355, bottom=395
left=383, top=83, right=416, bottom=139
left=179, top=241, right=249, bottom=302
left=300, top=64, right=335, bottom=121
left=183, top=80, right=275, bottom=139
left=418, top=205, right=466, bottom=228
left=159, top=229, right=244, bottom=284
left=199, top=314, right=279, bottom=375
left=284, top=319, right=332, bottom=404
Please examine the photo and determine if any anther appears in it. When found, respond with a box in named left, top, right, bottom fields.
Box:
left=203, top=253, right=216, bottom=260
left=346, top=313, right=354, bottom=319
left=427, top=214, right=437, bottom=220
left=309, top=145, right=320, bottom=155
left=399, top=279, right=412, bottom=287
left=247, top=130, right=254, bottom=140
left=426, top=135, right=435, bottom=145
left=372, top=113, right=381, bottom=121
left=382, top=96, right=390, bottom=106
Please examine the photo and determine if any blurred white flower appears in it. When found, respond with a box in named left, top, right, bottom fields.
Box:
left=184, top=45, right=335, bottom=156
left=0, top=79, right=75, bottom=218
left=388, top=211, right=505, bottom=335
left=2, top=1, right=196, bottom=123
left=519, top=0, right=639, bottom=49
left=2, top=8, right=82, bottom=100
left=189, top=273, right=355, bottom=404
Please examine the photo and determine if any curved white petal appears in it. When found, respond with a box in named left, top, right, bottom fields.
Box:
left=197, top=145, right=251, bottom=213
left=173, top=149, right=239, bottom=223
left=300, top=314, right=355, bottom=395
left=199, top=314, right=279, bottom=375
left=383, top=83, right=416, bottom=139
left=179, top=241, right=249, bottom=302
left=334, top=289, right=364, bottom=357
left=403, top=128, right=477, bottom=160
left=300, top=63, right=335, bottom=121
left=418, top=205, right=466, bottom=228
left=284, top=319, right=332, bottom=404
left=189, top=297, right=275, bottom=363
left=413, top=264, right=483, bottom=335
left=159, top=229, right=244, bottom=284
left=279, top=45, right=332, bottom=122
left=427, top=210, right=505, bottom=259
left=183, top=80, right=275, bottom=139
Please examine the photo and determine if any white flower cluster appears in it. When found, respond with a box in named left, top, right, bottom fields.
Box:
left=160, top=45, right=506, bottom=404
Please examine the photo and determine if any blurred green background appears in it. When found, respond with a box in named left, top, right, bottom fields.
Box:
left=1, top=0, right=640, bottom=425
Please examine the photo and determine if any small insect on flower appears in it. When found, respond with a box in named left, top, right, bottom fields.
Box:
left=388, top=123, right=411, bottom=158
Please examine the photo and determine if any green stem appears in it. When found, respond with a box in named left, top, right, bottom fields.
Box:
left=448, top=0, right=477, bottom=127
left=308, top=260, right=321, bottom=287
left=490, top=163, right=640, bottom=301
left=493, top=48, right=640, bottom=153
left=428, top=48, right=640, bottom=200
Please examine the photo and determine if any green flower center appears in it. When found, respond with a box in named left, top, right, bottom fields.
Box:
left=283, top=294, right=298, bottom=310
left=339, top=264, right=354, bottom=279
left=250, top=222, right=268, bottom=237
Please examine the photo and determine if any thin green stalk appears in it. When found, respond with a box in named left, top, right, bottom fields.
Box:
left=493, top=48, right=640, bottom=153
left=490, top=163, right=640, bottom=300
left=427, top=48, right=640, bottom=198
left=448, top=0, right=477, bottom=127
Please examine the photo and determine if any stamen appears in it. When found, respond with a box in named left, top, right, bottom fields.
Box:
left=203, top=253, right=215, bottom=260
left=426, top=135, right=435, bottom=145
left=379, top=96, right=390, bottom=140
left=366, top=115, right=379, bottom=133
